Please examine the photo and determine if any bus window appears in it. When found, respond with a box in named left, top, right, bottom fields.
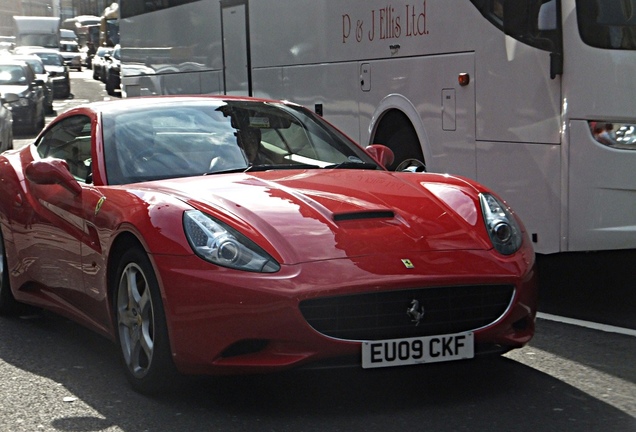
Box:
left=577, top=0, right=636, bottom=49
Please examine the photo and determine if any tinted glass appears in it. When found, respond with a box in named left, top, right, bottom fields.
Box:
left=577, top=0, right=636, bottom=49
left=0, top=65, right=26, bottom=85
left=101, top=100, right=377, bottom=185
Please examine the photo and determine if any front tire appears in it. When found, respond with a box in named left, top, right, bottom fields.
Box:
left=114, top=247, right=178, bottom=394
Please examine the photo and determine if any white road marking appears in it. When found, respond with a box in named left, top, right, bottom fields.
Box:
left=506, top=346, right=636, bottom=417
left=537, top=312, right=636, bottom=337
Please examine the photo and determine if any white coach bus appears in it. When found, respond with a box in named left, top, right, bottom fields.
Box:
left=119, top=0, right=636, bottom=255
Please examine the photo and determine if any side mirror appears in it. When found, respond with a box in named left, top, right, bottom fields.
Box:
left=1, top=93, right=19, bottom=104
left=25, top=158, right=82, bottom=196
left=503, top=0, right=532, bottom=39
left=366, top=144, right=394, bottom=168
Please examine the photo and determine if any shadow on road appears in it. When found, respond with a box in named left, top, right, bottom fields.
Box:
left=0, top=309, right=633, bottom=432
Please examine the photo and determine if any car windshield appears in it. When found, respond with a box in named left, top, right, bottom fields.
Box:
left=0, top=65, right=26, bottom=85
left=60, top=43, right=79, bottom=52
left=36, top=53, right=63, bottom=66
left=102, top=100, right=379, bottom=185
left=19, top=58, right=45, bottom=74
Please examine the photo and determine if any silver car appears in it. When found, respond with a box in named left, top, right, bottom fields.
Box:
left=59, top=40, right=82, bottom=71
left=14, top=47, right=71, bottom=99
left=0, top=93, right=16, bottom=152
left=0, top=60, right=46, bottom=135
left=10, top=54, right=54, bottom=114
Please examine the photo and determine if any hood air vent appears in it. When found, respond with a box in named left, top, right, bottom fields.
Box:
left=333, top=210, right=395, bottom=222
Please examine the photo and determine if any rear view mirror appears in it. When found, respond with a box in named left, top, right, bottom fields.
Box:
left=1, top=93, right=19, bottom=104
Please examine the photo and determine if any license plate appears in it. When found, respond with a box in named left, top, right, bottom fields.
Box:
left=361, top=331, right=474, bottom=369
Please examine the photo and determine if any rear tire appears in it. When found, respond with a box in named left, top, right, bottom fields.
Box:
left=0, top=232, right=21, bottom=315
left=113, top=247, right=178, bottom=394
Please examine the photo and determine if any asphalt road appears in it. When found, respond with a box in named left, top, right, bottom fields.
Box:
left=3, top=69, right=635, bottom=432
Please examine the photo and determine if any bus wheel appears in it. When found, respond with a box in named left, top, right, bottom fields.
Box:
left=395, top=158, right=426, bottom=172
left=373, top=111, right=425, bottom=171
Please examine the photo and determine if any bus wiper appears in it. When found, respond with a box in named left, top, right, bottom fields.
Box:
left=324, top=161, right=378, bottom=170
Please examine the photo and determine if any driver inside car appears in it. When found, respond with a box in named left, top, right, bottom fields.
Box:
left=236, top=127, right=276, bottom=165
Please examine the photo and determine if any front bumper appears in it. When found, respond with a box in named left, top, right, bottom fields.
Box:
left=152, top=247, right=537, bottom=376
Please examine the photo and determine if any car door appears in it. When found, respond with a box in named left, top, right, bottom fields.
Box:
left=19, top=115, right=93, bottom=309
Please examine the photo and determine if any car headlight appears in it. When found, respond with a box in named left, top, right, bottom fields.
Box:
left=479, top=193, right=522, bottom=255
left=184, top=210, right=280, bottom=272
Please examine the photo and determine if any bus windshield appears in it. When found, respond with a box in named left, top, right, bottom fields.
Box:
left=577, top=0, right=636, bottom=49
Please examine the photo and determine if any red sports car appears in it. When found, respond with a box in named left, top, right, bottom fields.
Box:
left=0, top=96, right=537, bottom=393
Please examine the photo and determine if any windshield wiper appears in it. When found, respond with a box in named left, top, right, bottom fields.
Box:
left=244, top=163, right=320, bottom=172
left=324, top=161, right=378, bottom=170
left=203, top=167, right=249, bottom=175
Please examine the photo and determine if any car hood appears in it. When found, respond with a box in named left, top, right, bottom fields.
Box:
left=141, top=170, right=491, bottom=264
left=0, top=84, right=28, bottom=97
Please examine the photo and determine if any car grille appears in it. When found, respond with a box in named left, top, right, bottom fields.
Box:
left=299, top=285, right=515, bottom=341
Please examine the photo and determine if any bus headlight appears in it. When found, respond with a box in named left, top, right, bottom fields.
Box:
left=479, top=193, right=522, bottom=255
left=183, top=210, right=280, bottom=273
left=589, top=121, right=636, bottom=150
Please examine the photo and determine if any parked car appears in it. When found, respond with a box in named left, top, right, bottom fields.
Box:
left=0, top=60, right=46, bottom=134
left=92, top=46, right=112, bottom=82
left=59, top=40, right=82, bottom=71
left=0, top=92, right=17, bottom=151
left=103, top=44, right=120, bottom=96
left=15, top=47, right=70, bottom=99
left=10, top=54, right=54, bottom=114
left=0, top=96, right=537, bottom=394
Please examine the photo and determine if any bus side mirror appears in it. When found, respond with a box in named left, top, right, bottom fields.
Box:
left=503, top=0, right=562, bottom=79
left=503, top=0, right=532, bottom=40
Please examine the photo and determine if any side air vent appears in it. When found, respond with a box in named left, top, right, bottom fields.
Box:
left=333, top=210, right=395, bottom=222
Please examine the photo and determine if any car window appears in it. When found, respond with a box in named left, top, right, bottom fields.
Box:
left=36, top=115, right=93, bottom=183
left=24, top=59, right=45, bottom=74
left=0, top=65, right=26, bottom=85
left=36, top=53, right=63, bottom=66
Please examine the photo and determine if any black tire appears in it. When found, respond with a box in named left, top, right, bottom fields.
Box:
left=113, top=247, right=179, bottom=394
left=0, top=231, right=21, bottom=315
left=373, top=111, right=425, bottom=171
left=106, top=75, right=116, bottom=96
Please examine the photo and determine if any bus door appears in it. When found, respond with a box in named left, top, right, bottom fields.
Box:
left=221, top=0, right=251, bottom=95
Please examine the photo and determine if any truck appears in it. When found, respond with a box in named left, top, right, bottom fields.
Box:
left=12, top=16, right=60, bottom=49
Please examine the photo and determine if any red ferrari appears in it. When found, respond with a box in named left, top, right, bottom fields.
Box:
left=0, top=96, right=537, bottom=393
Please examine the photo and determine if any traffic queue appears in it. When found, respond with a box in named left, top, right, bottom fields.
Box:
left=0, top=37, right=83, bottom=151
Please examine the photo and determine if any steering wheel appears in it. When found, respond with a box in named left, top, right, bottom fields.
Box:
left=131, top=147, right=192, bottom=174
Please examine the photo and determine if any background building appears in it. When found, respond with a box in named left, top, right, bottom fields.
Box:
left=1, top=0, right=109, bottom=36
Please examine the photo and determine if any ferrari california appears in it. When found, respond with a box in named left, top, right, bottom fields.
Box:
left=0, top=96, right=537, bottom=394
